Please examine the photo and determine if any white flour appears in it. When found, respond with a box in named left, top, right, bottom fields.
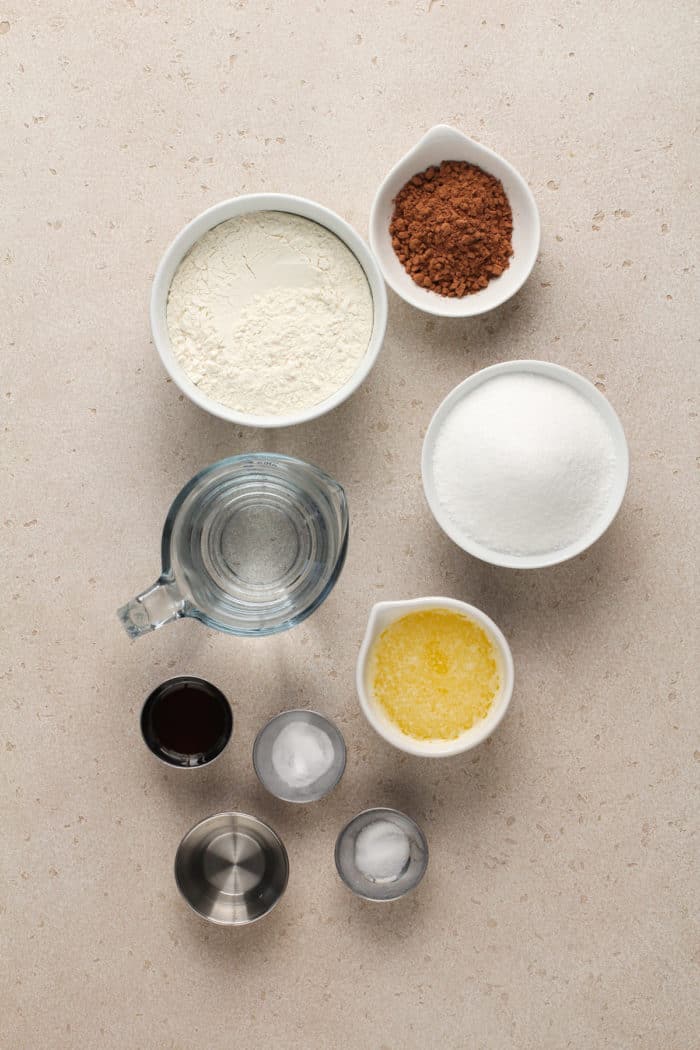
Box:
left=166, top=211, right=373, bottom=416
left=432, top=373, right=618, bottom=556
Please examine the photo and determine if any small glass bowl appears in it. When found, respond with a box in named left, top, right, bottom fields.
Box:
left=253, top=709, right=346, bottom=803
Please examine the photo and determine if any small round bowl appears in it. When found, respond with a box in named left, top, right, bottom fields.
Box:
left=174, top=812, right=289, bottom=926
left=253, top=709, right=346, bottom=803
left=356, top=597, right=514, bottom=758
left=369, top=124, right=540, bottom=317
left=422, top=360, right=630, bottom=569
left=151, top=193, right=388, bottom=428
left=335, top=807, right=428, bottom=901
left=140, top=676, right=233, bottom=769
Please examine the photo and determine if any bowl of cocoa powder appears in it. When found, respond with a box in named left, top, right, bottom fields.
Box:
left=370, top=125, right=540, bottom=317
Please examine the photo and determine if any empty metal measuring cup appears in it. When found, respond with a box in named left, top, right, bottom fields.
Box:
left=175, top=812, right=289, bottom=926
left=118, top=454, right=348, bottom=638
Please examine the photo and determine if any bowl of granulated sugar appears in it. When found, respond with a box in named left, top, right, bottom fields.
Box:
left=422, top=361, right=629, bottom=569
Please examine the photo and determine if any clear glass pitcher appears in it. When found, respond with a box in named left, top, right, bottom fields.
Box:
left=118, top=454, right=348, bottom=638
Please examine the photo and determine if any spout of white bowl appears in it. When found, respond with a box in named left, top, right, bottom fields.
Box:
left=360, top=599, right=416, bottom=643
left=357, top=598, right=426, bottom=684
left=415, top=123, right=474, bottom=154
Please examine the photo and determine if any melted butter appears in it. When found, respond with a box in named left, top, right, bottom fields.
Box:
left=368, top=609, right=500, bottom=740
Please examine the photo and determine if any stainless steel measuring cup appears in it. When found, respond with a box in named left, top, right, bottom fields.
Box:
left=118, top=454, right=348, bottom=638
left=174, top=812, right=289, bottom=925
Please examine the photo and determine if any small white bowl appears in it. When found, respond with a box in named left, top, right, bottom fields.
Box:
left=150, top=193, right=388, bottom=428
left=422, top=360, right=630, bottom=569
left=369, top=124, right=540, bottom=317
left=356, top=597, right=514, bottom=758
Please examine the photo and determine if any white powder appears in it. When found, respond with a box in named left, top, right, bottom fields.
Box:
left=166, top=211, right=373, bottom=416
left=432, top=373, right=618, bottom=556
left=354, top=819, right=411, bottom=883
left=271, top=721, right=335, bottom=789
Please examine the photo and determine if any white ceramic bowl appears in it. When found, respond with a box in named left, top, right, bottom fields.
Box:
left=422, top=360, right=630, bottom=569
left=369, top=124, right=540, bottom=317
left=150, top=194, right=388, bottom=428
left=356, top=597, right=514, bottom=757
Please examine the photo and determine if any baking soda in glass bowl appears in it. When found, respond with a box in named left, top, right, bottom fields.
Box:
left=271, top=721, right=335, bottom=789
left=253, top=710, right=346, bottom=803
left=354, top=819, right=411, bottom=883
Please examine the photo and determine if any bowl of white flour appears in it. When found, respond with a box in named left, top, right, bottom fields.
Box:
left=151, top=194, right=387, bottom=427
left=422, top=361, right=629, bottom=569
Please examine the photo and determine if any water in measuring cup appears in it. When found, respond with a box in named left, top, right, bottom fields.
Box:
left=168, top=456, right=348, bottom=635
left=219, top=502, right=301, bottom=587
left=118, top=454, right=348, bottom=639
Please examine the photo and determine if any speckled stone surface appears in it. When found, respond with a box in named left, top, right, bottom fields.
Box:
left=2, top=3, right=697, bottom=1048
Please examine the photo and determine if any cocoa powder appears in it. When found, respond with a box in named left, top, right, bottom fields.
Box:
left=390, top=160, right=513, bottom=297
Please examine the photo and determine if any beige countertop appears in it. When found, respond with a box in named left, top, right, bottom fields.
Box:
left=3, top=3, right=697, bottom=1047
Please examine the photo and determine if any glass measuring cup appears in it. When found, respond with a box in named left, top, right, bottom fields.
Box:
left=117, top=454, right=348, bottom=638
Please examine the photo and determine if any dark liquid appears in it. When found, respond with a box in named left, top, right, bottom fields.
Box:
left=141, top=678, right=232, bottom=767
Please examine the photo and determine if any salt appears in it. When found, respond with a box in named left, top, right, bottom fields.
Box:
left=271, top=720, right=335, bottom=789
left=354, top=819, right=411, bottom=883
left=432, top=373, right=618, bottom=557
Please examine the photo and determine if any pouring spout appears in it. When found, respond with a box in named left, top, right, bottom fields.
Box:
left=117, top=576, right=186, bottom=639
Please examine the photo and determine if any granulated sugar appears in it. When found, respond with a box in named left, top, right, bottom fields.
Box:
left=432, top=373, right=618, bottom=557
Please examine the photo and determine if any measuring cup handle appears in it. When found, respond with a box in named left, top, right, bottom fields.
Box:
left=117, top=576, right=186, bottom=638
